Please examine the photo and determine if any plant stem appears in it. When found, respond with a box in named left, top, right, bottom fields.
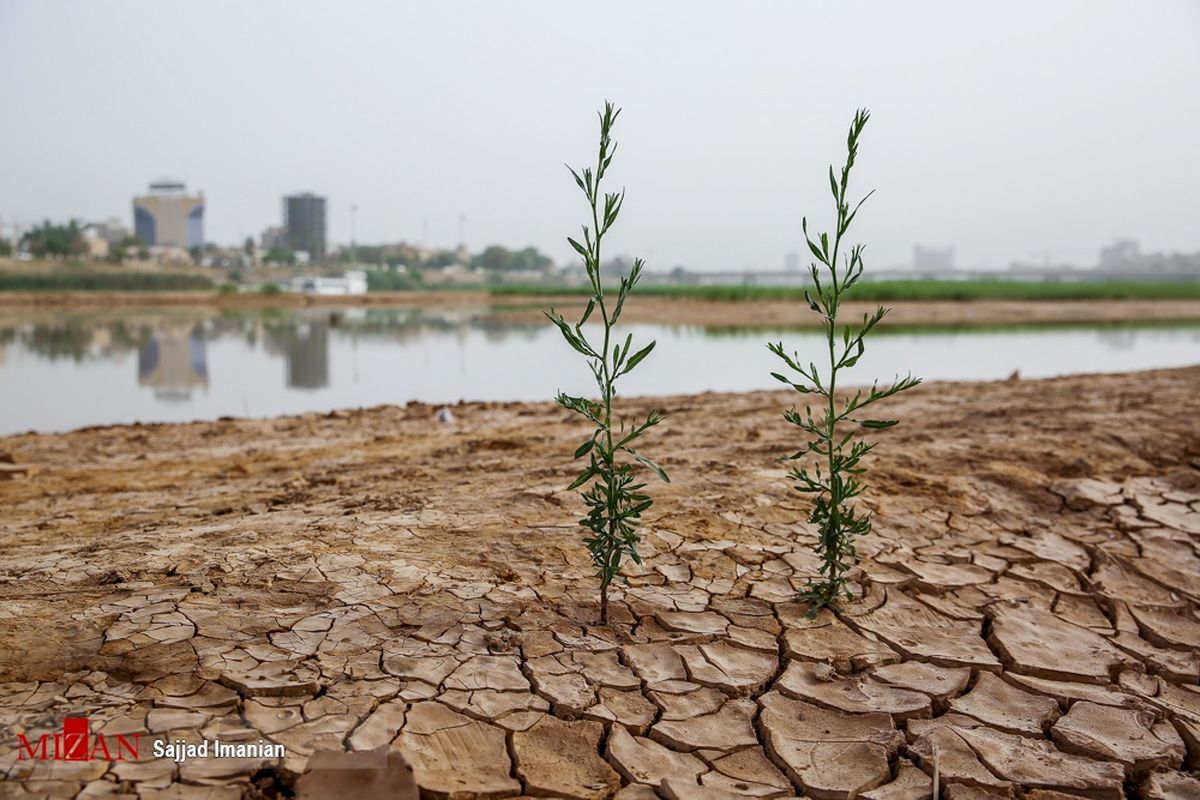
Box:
left=592, top=127, right=617, bottom=625
left=548, top=103, right=667, bottom=627
left=769, top=109, right=920, bottom=613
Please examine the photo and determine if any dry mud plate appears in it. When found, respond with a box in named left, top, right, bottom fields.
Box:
left=2, top=366, right=1200, bottom=799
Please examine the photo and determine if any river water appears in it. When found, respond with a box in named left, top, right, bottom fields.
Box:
left=1, top=306, right=1197, bottom=435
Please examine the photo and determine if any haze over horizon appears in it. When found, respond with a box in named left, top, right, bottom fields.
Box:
left=2, top=0, right=1198, bottom=272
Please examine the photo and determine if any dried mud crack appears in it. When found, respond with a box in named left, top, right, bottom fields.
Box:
left=1, top=366, right=1199, bottom=798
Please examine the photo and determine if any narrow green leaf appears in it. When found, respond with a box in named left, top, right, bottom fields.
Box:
left=580, top=298, right=596, bottom=324
left=622, top=447, right=669, bottom=483
left=622, top=340, right=655, bottom=374
left=567, top=237, right=589, bottom=259
left=568, top=467, right=596, bottom=490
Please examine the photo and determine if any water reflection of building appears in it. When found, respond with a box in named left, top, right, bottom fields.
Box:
left=138, top=329, right=208, bottom=401
left=286, top=323, right=329, bottom=389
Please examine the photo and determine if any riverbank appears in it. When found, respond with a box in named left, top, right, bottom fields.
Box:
left=2, top=367, right=1199, bottom=796
left=3, top=288, right=1200, bottom=329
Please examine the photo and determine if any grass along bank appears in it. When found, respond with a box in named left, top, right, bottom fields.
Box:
left=487, top=278, right=1200, bottom=302
left=0, top=271, right=214, bottom=292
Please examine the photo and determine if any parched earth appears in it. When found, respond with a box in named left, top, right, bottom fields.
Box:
left=1, top=366, right=1199, bottom=799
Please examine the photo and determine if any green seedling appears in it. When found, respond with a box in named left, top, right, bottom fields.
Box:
left=769, top=109, right=921, bottom=613
left=547, top=102, right=668, bottom=626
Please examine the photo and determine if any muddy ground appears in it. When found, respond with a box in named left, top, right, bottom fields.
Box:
left=2, top=367, right=1200, bottom=798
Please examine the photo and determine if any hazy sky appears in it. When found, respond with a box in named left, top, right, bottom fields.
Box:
left=2, top=1, right=1198, bottom=272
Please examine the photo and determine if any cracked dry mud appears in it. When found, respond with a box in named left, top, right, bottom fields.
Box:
left=2, top=365, right=1199, bottom=799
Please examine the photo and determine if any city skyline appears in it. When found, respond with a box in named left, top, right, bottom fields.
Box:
left=2, top=1, right=1199, bottom=272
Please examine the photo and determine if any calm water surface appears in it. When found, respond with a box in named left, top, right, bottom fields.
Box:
left=1, top=306, right=1197, bottom=435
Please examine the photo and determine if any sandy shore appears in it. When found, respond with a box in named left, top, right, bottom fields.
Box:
left=2, top=290, right=1200, bottom=329
left=2, top=368, right=1199, bottom=796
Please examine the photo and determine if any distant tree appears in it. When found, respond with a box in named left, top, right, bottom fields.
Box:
left=470, top=244, right=552, bottom=273
left=340, top=245, right=385, bottom=264
left=243, top=237, right=255, bottom=256
left=669, top=265, right=694, bottom=285
left=20, top=220, right=87, bottom=258
left=520, top=246, right=552, bottom=272
left=188, top=246, right=203, bottom=264
left=365, top=268, right=424, bottom=291
left=107, top=235, right=142, bottom=265
left=137, top=246, right=150, bottom=261
left=471, top=245, right=508, bottom=272
left=426, top=250, right=458, bottom=269
left=0, top=239, right=11, bottom=257
left=264, top=247, right=296, bottom=265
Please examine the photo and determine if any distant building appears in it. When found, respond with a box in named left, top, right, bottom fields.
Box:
left=913, top=245, right=954, bottom=271
left=93, top=217, right=131, bottom=244
left=283, top=193, right=327, bottom=259
left=285, top=270, right=368, bottom=296
left=260, top=225, right=285, bottom=251
left=1097, top=239, right=1200, bottom=275
left=133, top=180, right=204, bottom=248
left=82, top=229, right=109, bottom=260
left=1099, top=239, right=1140, bottom=270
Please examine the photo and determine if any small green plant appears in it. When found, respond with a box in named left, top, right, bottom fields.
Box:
left=769, top=109, right=921, bottom=613
left=547, top=102, right=668, bottom=625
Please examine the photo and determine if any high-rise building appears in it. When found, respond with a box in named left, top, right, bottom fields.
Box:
left=133, top=180, right=204, bottom=248
left=283, top=193, right=327, bottom=259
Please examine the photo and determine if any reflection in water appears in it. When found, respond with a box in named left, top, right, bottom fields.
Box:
left=138, top=327, right=209, bottom=401
left=283, top=323, right=329, bottom=390
left=0, top=306, right=1197, bottom=435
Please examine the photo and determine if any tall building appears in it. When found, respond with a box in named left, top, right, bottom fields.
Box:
left=133, top=180, right=204, bottom=248
left=283, top=193, right=327, bottom=259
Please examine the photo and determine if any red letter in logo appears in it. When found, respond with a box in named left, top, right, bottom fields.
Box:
left=114, top=734, right=141, bottom=760
left=61, top=718, right=90, bottom=761
left=15, top=733, right=49, bottom=760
